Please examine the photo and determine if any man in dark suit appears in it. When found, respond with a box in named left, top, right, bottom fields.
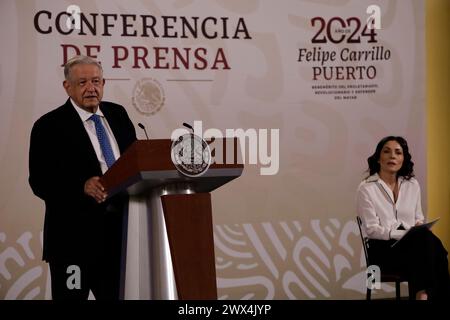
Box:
left=29, top=55, right=137, bottom=300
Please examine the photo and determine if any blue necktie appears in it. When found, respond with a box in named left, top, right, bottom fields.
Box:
left=89, top=114, right=116, bottom=168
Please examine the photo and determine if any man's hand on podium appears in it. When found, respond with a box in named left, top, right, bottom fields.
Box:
left=84, top=176, right=108, bottom=203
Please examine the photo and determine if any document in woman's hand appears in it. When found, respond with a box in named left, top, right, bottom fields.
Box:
left=391, top=217, right=440, bottom=248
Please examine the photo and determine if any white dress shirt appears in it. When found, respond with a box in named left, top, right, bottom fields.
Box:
left=356, top=173, right=425, bottom=240
left=71, top=99, right=121, bottom=174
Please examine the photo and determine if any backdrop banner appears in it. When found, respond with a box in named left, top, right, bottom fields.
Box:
left=0, top=0, right=425, bottom=299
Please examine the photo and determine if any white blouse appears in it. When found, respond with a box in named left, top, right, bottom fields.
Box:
left=356, top=173, right=424, bottom=240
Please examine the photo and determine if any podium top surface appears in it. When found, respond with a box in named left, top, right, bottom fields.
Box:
left=101, top=139, right=243, bottom=197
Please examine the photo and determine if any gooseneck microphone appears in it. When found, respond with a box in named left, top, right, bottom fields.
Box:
left=138, top=123, right=150, bottom=140
left=183, top=122, right=194, bottom=132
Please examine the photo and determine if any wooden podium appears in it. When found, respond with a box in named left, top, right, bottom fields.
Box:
left=100, top=139, right=243, bottom=300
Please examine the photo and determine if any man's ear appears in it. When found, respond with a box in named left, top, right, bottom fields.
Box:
left=102, top=78, right=105, bottom=86
left=63, top=80, right=72, bottom=95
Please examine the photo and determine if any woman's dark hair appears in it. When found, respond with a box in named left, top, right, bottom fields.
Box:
left=366, top=136, right=415, bottom=180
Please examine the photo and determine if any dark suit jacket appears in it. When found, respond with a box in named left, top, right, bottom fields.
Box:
left=29, top=99, right=137, bottom=262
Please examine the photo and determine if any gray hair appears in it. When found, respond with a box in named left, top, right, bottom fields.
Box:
left=64, top=55, right=103, bottom=81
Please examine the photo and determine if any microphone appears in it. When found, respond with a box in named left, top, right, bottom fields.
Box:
left=183, top=122, right=194, bottom=132
left=138, top=123, right=150, bottom=140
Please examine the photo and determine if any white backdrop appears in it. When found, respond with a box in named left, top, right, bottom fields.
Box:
left=0, top=0, right=425, bottom=299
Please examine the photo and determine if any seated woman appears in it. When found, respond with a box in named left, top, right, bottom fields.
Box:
left=356, top=136, right=450, bottom=300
